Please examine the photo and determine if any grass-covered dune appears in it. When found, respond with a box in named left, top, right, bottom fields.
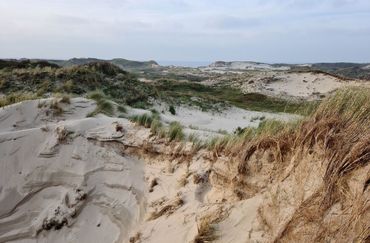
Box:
left=0, top=61, right=154, bottom=108
left=216, top=87, right=370, bottom=242
left=126, top=86, right=369, bottom=242
left=0, top=59, right=59, bottom=69
left=0, top=60, right=316, bottom=115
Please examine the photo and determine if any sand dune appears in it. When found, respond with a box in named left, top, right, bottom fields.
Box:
left=0, top=99, right=146, bottom=243
left=0, top=94, right=368, bottom=243
left=0, top=98, right=270, bottom=243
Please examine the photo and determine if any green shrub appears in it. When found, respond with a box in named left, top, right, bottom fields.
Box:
left=169, top=105, right=176, bottom=115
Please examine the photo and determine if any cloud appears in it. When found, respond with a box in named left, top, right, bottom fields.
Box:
left=0, top=0, right=370, bottom=62
left=205, top=16, right=262, bottom=30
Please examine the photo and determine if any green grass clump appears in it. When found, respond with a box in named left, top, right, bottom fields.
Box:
left=130, top=113, right=153, bottom=128
left=167, top=121, right=185, bottom=141
left=87, top=99, right=114, bottom=117
left=97, top=99, right=114, bottom=115
left=130, top=111, right=168, bottom=138
left=205, top=118, right=301, bottom=152
left=86, top=90, right=114, bottom=117
left=150, top=118, right=163, bottom=135
left=87, top=90, right=105, bottom=101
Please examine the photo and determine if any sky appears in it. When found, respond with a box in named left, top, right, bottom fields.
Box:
left=1, top=0, right=370, bottom=63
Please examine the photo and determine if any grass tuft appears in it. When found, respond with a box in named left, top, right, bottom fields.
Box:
left=193, top=215, right=220, bottom=243
left=168, top=121, right=185, bottom=141
left=86, top=90, right=114, bottom=117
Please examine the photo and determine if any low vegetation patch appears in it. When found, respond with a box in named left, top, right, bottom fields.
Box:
left=0, top=61, right=154, bottom=108
left=153, top=79, right=316, bottom=114
left=86, top=90, right=114, bottom=117
left=130, top=113, right=154, bottom=128
left=0, top=92, right=38, bottom=108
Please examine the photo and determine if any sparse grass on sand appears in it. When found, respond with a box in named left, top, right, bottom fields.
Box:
left=130, top=113, right=154, bottom=128
left=130, top=112, right=185, bottom=141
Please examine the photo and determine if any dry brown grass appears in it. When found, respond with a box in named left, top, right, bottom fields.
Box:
left=49, top=99, right=64, bottom=116
left=233, top=87, right=370, bottom=242
left=148, top=195, right=184, bottom=220
left=56, top=126, right=72, bottom=143
left=193, top=216, right=218, bottom=243
left=122, top=87, right=369, bottom=242
left=193, top=208, right=228, bottom=243
left=178, top=170, right=191, bottom=188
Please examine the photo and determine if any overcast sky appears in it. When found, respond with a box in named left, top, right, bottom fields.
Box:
left=1, top=0, right=370, bottom=63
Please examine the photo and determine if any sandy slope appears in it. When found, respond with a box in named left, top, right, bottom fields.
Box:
left=1, top=97, right=367, bottom=243
left=209, top=71, right=370, bottom=100
left=0, top=98, right=273, bottom=243
left=0, top=99, right=147, bottom=243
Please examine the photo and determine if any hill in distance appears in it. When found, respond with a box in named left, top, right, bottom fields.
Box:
left=24, top=58, right=160, bottom=70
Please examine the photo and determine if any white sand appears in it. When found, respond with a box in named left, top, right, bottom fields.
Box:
left=128, top=105, right=299, bottom=139
left=1, top=95, right=367, bottom=242
left=265, top=72, right=350, bottom=98
left=0, top=98, right=284, bottom=243
left=237, top=71, right=369, bottom=100
left=0, top=99, right=146, bottom=243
